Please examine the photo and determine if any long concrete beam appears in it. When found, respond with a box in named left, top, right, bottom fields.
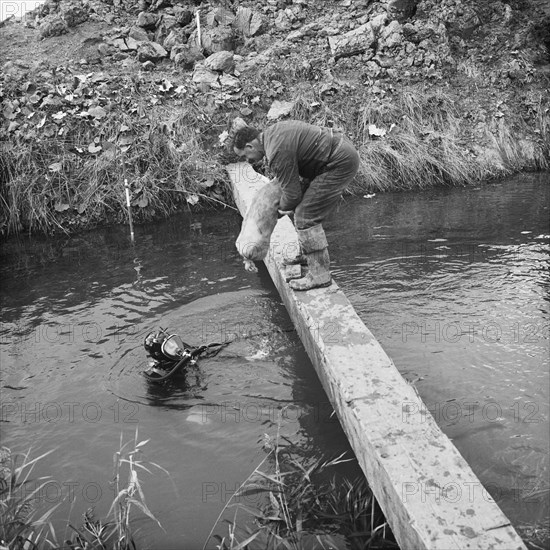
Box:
left=227, top=162, right=527, bottom=550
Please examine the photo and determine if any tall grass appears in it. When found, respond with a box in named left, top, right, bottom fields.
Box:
left=2, top=46, right=549, bottom=236
left=290, top=85, right=550, bottom=192
left=0, top=447, right=58, bottom=548
left=0, top=431, right=165, bottom=550
left=0, top=81, right=230, bottom=236
left=205, top=418, right=397, bottom=550
left=281, top=48, right=549, bottom=185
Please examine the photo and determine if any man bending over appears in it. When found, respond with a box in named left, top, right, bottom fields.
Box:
left=233, top=120, right=360, bottom=291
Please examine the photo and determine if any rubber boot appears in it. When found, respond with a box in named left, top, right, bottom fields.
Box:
left=282, top=246, right=306, bottom=281
left=282, top=253, right=307, bottom=266
left=282, top=242, right=307, bottom=266
left=284, top=263, right=307, bottom=282
left=289, top=225, right=332, bottom=291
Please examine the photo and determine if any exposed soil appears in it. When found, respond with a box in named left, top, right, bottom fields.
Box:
left=0, top=19, right=114, bottom=67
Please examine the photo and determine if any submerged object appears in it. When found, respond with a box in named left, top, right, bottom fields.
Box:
left=143, top=328, right=226, bottom=382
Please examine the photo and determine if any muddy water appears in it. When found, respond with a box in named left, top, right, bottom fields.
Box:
left=1, top=172, right=548, bottom=548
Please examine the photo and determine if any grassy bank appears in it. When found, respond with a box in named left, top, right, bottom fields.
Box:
left=290, top=85, right=549, bottom=191
left=0, top=69, right=231, bottom=236
left=2, top=76, right=548, bottom=237
left=1, top=0, right=549, bottom=237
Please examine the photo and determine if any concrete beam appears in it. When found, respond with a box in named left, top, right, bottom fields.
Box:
left=227, top=162, right=527, bottom=550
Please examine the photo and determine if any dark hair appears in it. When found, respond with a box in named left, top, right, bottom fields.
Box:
left=233, top=126, right=260, bottom=149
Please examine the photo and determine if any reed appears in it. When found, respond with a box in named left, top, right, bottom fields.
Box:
left=0, top=431, right=165, bottom=550
left=205, top=414, right=398, bottom=550
left=0, top=446, right=58, bottom=549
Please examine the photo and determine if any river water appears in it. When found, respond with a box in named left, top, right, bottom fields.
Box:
left=1, top=172, right=548, bottom=548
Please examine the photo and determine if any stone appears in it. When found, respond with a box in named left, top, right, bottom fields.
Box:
left=125, top=36, right=141, bottom=50
left=274, top=10, right=292, bottom=31
left=328, top=22, right=376, bottom=59
left=172, top=43, right=204, bottom=69
left=152, top=0, right=171, bottom=10
left=192, top=65, right=219, bottom=86
left=286, top=21, right=320, bottom=41
left=154, top=14, right=177, bottom=44
left=163, top=28, right=187, bottom=51
left=206, top=7, right=235, bottom=27
left=129, top=25, right=150, bottom=41
left=112, top=37, right=126, bottom=49
left=39, top=16, right=68, bottom=38
left=136, top=11, right=159, bottom=29
left=199, top=25, right=235, bottom=55
left=267, top=100, right=295, bottom=120
left=174, top=7, right=192, bottom=26
left=319, top=27, right=340, bottom=37
left=234, top=6, right=264, bottom=37
left=137, top=41, right=167, bottom=62
left=387, top=0, right=417, bottom=22
left=61, top=4, right=88, bottom=27
left=204, top=50, right=234, bottom=72
left=113, top=36, right=141, bottom=51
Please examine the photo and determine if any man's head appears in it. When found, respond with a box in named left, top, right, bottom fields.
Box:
left=233, top=126, right=265, bottom=162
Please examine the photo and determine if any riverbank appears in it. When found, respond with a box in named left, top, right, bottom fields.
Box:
left=1, top=0, right=549, bottom=236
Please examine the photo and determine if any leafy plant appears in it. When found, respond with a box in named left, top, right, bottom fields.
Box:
left=66, top=430, right=167, bottom=550
left=0, top=431, right=166, bottom=550
left=204, top=412, right=398, bottom=550
left=0, top=446, right=58, bottom=549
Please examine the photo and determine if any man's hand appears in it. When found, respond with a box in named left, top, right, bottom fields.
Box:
left=277, top=210, right=294, bottom=219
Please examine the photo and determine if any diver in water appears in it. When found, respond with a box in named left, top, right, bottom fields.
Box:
left=232, top=120, right=360, bottom=291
